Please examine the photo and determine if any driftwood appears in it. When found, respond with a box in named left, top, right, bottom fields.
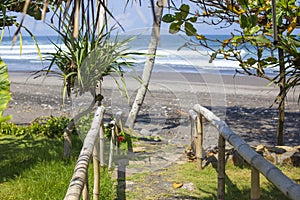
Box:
left=64, top=106, right=105, bottom=200
left=193, top=104, right=300, bottom=200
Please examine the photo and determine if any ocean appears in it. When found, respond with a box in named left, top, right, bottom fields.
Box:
left=0, top=34, right=273, bottom=75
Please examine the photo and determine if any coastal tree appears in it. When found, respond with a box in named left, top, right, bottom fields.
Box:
left=126, top=0, right=165, bottom=128
left=40, top=4, right=142, bottom=159
left=162, top=0, right=300, bottom=145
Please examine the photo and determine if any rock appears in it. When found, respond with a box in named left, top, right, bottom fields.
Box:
left=292, top=152, right=300, bottom=166
left=182, top=182, right=195, bottom=191
left=133, top=146, right=146, bottom=153
left=275, top=146, right=294, bottom=152
left=265, top=146, right=287, bottom=154
left=290, top=152, right=300, bottom=167
left=140, top=129, right=152, bottom=136
left=232, top=150, right=245, bottom=167
left=256, top=144, right=265, bottom=154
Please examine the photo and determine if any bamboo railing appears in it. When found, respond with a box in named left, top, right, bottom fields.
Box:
left=64, top=107, right=124, bottom=200
left=190, top=104, right=300, bottom=200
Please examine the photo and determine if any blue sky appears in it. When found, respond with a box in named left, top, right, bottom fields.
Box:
left=4, top=1, right=232, bottom=36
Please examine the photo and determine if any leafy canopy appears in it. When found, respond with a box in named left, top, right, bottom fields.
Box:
left=163, top=0, right=300, bottom=102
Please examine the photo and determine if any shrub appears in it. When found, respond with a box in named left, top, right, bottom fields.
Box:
left=0, top=116, right=71, bottom=138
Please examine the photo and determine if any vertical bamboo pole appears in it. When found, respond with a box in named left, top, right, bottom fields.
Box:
left=218, top=135, right=226, bottom=200
left=108, top=121, right=115, bottom=169
left=251, top=167, right=260, bottom=200
left=93, top=136, right=100, bottom=199
left=82, top=171, right=90, bottom=200
left=99, top=123, right=105, bottom=167
left=196, top=113, right=203, bottom=170
left=190, top=115, right=194, bottom=144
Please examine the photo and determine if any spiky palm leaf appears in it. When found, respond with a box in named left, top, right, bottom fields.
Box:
left=39, top=11, right=141, bottom=104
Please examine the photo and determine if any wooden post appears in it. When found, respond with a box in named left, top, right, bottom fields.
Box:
left=218, top=135, right=226, bottom=200
left=251, top=167, right=260, bottom=200
left=99, top=123, right=105, bottom=167
left=108, top=121, right=115, bottom=169
left=196, top=113, right=203, bottom=170
left=82, top=170, right=90, bottom=200
left=93, top=138, right=100, bottom=200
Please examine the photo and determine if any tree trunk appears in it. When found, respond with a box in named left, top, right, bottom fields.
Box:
left=125, top=0, right=164, bottom=128
left=277, top=47, right=285, bottom=145
left=271, top=0, right=285, bottom=145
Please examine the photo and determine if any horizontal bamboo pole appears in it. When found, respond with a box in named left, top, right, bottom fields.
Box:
left=193, top=104, right=300, bottom=200
left=64, top=106, right=105, bottom=200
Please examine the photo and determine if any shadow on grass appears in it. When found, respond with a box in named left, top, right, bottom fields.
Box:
left=208, top=164, right=290, bottom=200
left=0, top=135, right=82, bottom=183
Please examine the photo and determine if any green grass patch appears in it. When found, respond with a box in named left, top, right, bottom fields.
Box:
left=126, top=162, right=300, bottom=199
left=0, top=135, right=116, bottom=200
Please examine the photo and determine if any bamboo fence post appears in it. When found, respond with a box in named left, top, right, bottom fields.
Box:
left=82, top=172, right=90, bottom=200
left=218, top=135, right=226, bottom=200
left=64, top=107, right=105, bottom=200
left=190, top=117, right=194, bottom=141
left=189, top=110, right=198, bottom=157
left=196, top=113, right=203, bottom=170
left=99, top=122, right=105, bottom=167
left=93, top=137, right=100, bottom=200
left=251, top=167, right=260, bottom=200
left=108, top=120, right=116, bottom=169
left=115, top=111, right=123, bottom=155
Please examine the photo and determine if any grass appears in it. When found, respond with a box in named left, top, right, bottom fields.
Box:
left=0, top=135, right=116, bottom=200
left=1, top=134, right=299, bottom=199
left=126, top=161, right=300, bottom=199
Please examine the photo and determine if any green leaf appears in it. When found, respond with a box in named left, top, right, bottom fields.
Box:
left=175, top=12, right=182, bottom=20
left=246, top=57, right=257, bottom=65
left=184, top=22, right=197, bottom=36
left=180, top=4, right=190, bottom=19
left=255, top=35, right=270, bottom=44
left=189, top=17, right=197, bottom=23
left=0, top=58, right=11, bottom=122
left=249, top=25, right=261, bottom=35
left=264, top=56, right=278, bottom=63
left=162, top=14, right=175, bottom=23
left=169, top=22, right=182, bottom=34
left=240, top=14, right=248, bottom=29
left=231, top=36, right=243, bottom=46
left=237, top=0, right=249, bottom=10
left=249, top=15, right=258, bottom=27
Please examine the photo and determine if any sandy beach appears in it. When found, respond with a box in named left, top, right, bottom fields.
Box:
left=4, top=71, right=300, bottom=147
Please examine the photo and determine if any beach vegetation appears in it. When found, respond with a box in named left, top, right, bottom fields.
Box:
left=0, top=58, right=11, bottom=123
left=162, top=0, right=300, bottom=145
left=0, top=116, right=71, bottom=138
left=36, top=3, right=142, bottom=158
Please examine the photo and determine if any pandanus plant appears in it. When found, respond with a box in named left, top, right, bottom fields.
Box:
left=38, top=13, right=139, bottom=159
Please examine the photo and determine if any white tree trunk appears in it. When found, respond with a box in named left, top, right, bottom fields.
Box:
left=125, top=0, right=164, bottom=128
